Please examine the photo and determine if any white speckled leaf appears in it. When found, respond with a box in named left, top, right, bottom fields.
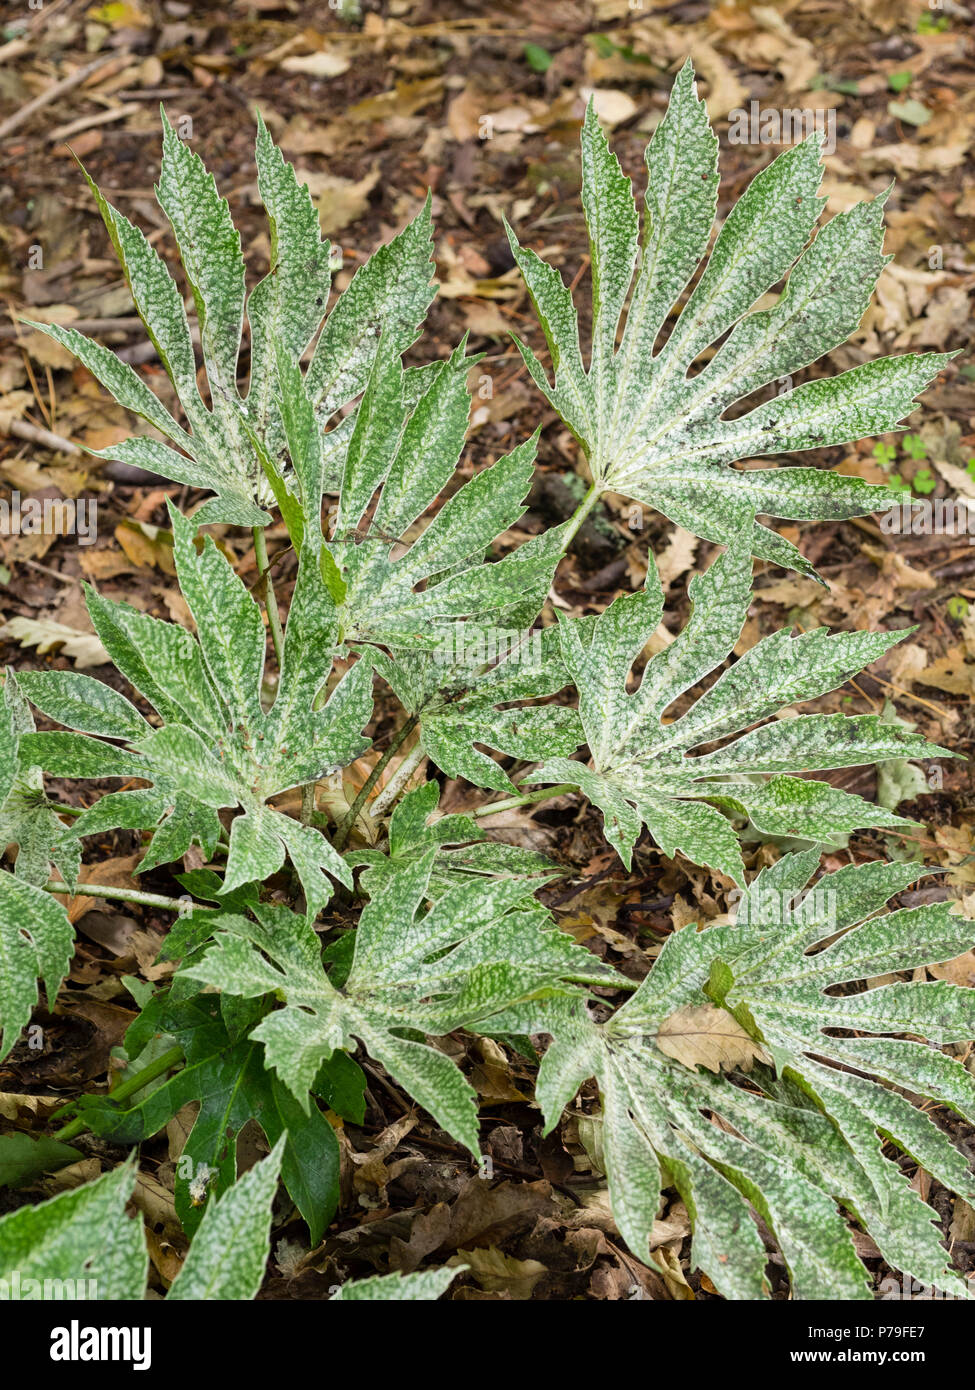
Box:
left=184, top=860, right=619, bottom=1154
left=528, top=854, right=975, bottom=1299
left=19, top=509, right=368, bottom=914
left=347, top=779, right=560, bottom=898
left=0, top=1159, right=147, bottom=1300
left=326, top=336, right=560, bottom=650
left=331, top=1266, right=462, bottom=1301
left=0, top=673, right=83, bottom=892
left=0, top=874, right=74, bottom=1062
left=305, top=195, right=436, bottom=423
left=377, top=626, right=581, bottom=793
left=14, top=671, right=150, bottom=742
left=167, top=1139, right=284, bottom=1300
left=247, top=114, right=333, bottom=444
left=25, top=115, right=434, bottom=523
left=528, top=535, right=951, bottom=880
left=508, top=60, right=950, bottom=573
left=157, top=108, right=246, bottom=407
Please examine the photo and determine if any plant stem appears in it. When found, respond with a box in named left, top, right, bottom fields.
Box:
left=368, top=740, right=426, bottom=820
left=43, top=880, right=199, bottom=913
left=473, top=782, right=579, bottom=818
left=334, top=717, right=418, bottom=851
left=253, top=524, right=285, bottom=669
left=52, top=1045, right=185, bottom=1144
left=561, top=481, right=602, bottom=548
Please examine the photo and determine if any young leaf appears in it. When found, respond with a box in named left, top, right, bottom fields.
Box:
left=320, top=338, right=561, bottom=652
left=374, top=626, right=581, bottom=793
left=507, top=60, right=951, bottom=575
left=346, top=780, right=559, bottom=897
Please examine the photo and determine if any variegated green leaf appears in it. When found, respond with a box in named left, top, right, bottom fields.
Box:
left=346, top=780, right=559, bottom=897
left=23, top=113, right=436, bottom=524
left=528, top=533, right=951, bottom=881
left=0, top=673, right=81, bottom=891
left=375, top=626, right=580, bottom=793
left=330, top=1266, right=462, bottom=1301
left=0, top=1159, right=147, bottom=1300
left=527, top=854, right=975, bottom=1300
left=157, top=107, right=246, bottom=409
left=183, top=857, right=619, bottom=1153
left=18, top=508, right=368, bottom=916
left=166, top=1139, right=283, bottom=1300
left=0, top=873, right=74, bottom=1062
left=508, top=59, right=950, bottom=574
left=324, top=339, right=560, bottom=654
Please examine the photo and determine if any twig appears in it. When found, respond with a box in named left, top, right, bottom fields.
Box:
left=47, top=103, right=142, bottom=146
left=2, top=417, right=82, bottom=455
left=0, top=38, right=30, bottom=66
left=0, top=55, right=123, bottom=141
left=22, top=557, right=81, bottom=588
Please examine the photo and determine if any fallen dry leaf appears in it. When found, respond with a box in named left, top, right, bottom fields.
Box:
left=656, top=1004, right=768, bottom=1074
left=0, top=616, right=108, bottom=669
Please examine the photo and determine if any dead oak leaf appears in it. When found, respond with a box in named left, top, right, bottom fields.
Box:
left=655, top=1004, right=768, bottom=1074
left=450, top=1246, right=547, bottom=1298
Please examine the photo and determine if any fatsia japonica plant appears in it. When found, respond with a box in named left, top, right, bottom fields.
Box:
left=1, top=59, right=972, bottom=1303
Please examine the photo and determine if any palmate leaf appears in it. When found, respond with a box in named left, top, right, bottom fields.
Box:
left=527, top=531, right=952, bottom=884
left=507, top=60, right=951, bottom=576
left=322, top=337, right=564, bottom=654
left=24, top=111, right=434, bottom=525
left=346, top=780, right=560, bottom=897
left=18, top=505, right=371, bottom=919
left=519, top=853, right=975, bottom=1300
left=182, top=855, right=620, bottom=1157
